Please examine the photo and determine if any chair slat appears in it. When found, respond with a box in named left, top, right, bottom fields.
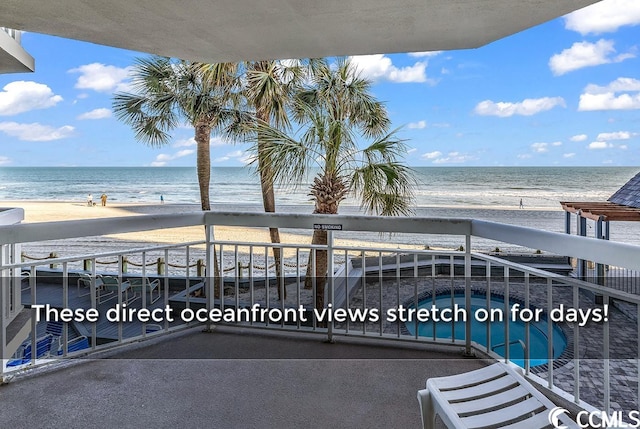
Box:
left=460, top=396, right=544, bottom=428
left=450, top=385, right=530, bottom=415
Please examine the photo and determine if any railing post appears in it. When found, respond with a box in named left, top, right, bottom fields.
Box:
left=327, top=230, right=335, bottom=343
left=61, top=262, right=69, bottom=356
left=595, top=218, right=605, bottom=287
left=464, top=234, right=472, bottom=356
left=90, top=258, right=97, bottom=349
left=49, top=252, right=57, bottom=269
left=196, top=259, right=205, bottom=277
left=157, top=257, right=164, bottom=275
left=83, top=259, right=92, bottom=271
left=122, top=257, right=128, bottom=273
left=205, top=224, right=215, bottom=332
left=0, top=246, right=6, bottom=379
left=577, top=215, right=587, bottom=280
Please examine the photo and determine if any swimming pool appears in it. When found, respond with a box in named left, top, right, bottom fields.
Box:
left=404, top=293, right=568, bottom=368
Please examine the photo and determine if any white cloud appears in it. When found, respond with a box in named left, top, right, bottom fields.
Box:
left=564, top=0, right=640, bottom=35
left=517, top=154, right=532, bottom=159
left=77, top=108, right=111, bottom=120
left=531, top=142, right=549, bottom=153
left=173, top=136, right=233, bottom=148
left=226, top=150, right=244, bottom=158
left=588, top=141, right=613, bottom=150
left=549, top=39, right=634, bottom=75
left=0, top=156, right=11, bottom=165
left=211, top=136, right=232, bottom=147
left=407, top=120, right=427, bottom=129
left=69, top=63, right=132, bottom=93
left=563, top=153, right=576, bottom=158
left=619, top=144, right=628, bottom=150
left=0, top=81, right=63, bottom=116
left=584, top=77, right=640, bottom=94
left=432, top=152, right=473, bottom=164
left=214, top=150, right=245, bottom=163
left=349, top=54, right=431, bottom=84
left=407, top=51, right=442, bottom=58
left=0, top=122, right=74, bottom=141
left=474, top=97, right=565, bottom=117
left=422, top=151, right=442, bottom=159
left=597, top=131, right=636, bottom=141
left=175, top=149, right=195, bottom=157
left=150, top=149, right=195, bottom=166
left=552, top=141, right=563, bottom=146
left=578, top=77, right=640, bottom=111
left=173, top=137, right=196, bottom=148
left=570, top=134, right=588, bottom=142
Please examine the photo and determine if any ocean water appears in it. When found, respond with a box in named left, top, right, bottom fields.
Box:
left=1, top=166, right=639, bottom=249
left=0, top=166, right=636, bottom=207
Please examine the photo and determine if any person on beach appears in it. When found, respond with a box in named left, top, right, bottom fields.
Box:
left=160, top=195, right=164, bottom=204
left=101, top=193, right=108, bottom=206
left=519, top=198, right=524, bottom=209
left=87, top=193, right=93, bottom=206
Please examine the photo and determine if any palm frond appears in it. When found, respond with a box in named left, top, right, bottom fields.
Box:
left=250, top=121, right=317, bottom=188
left=112, top=91, right=178, bottom=147
left=351, top=162, right=415, bottom=216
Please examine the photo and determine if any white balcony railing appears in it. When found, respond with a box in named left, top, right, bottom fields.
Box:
left=1, top=210, right=639, bottom=413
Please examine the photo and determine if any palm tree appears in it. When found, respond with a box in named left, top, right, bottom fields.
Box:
left=113, top=57, right=244, bottom=298
left=113, top=57, right=243, bottom=211
left=256, top=57, right=415, bottom=311
left=201, top=59, right=310, bottom=300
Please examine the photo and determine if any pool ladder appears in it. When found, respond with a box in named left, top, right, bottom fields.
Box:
left=491, top=339, right=527, bottom=357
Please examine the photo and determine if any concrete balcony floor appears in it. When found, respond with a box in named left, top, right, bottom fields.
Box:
left=1, top=326, right=488, bottom=428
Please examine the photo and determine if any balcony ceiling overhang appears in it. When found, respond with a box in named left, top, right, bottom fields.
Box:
left=0, top=30, right=34, bottom=73
left=0, top=0, right=601, bottom=63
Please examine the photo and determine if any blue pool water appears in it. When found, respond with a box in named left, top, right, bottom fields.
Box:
left=404, top=293, right=567, bottom=367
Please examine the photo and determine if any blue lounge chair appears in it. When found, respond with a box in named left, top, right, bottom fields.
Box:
left=56, top=336, right=90, bottom=355
left=6, top=334, right=54, bottom=367
left=145, top=324, right=163, bottom=334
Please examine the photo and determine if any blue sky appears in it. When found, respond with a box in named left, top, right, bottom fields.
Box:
left=0, top=0, right=638, bottom=167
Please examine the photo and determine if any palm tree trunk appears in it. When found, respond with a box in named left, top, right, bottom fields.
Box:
left=257, top=127, right=284, bottom=301
left=306, top=228, right=328, bottom=312
left=195, top=121, right=220, bottom=297
left=304, top=173, right=346, bottom=316
left=195, top=122, right=211, bottom=211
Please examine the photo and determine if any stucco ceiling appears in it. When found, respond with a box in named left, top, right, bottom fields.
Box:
left=1, top=0, right=600, bottom=63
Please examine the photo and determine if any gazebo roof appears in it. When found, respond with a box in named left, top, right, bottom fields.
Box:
left=561, top=171, right=640, bottom=222
left=608, top=171, right=640, bottom=209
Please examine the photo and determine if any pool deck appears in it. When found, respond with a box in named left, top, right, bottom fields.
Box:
left=1, top=326, right=489, bottom=429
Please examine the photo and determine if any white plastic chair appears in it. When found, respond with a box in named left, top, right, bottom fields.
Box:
left=417, top=362, right=580, bottom=429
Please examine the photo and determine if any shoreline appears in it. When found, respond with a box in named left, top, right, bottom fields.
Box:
left=1, top=199, right=563, bottom=222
